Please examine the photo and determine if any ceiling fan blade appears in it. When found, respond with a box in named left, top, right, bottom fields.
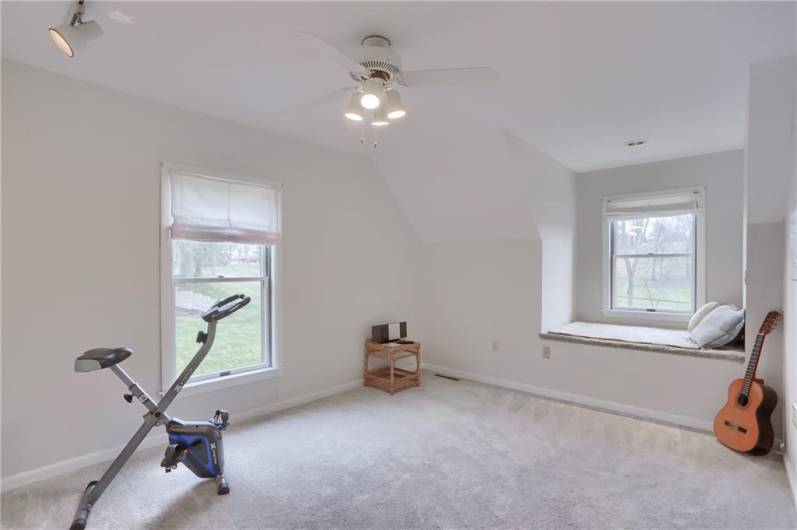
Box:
left=272, top=86, right=354, bottom=118
left=296, top=32, right=367, bottom=77
left=399, top=67, right=500, bottom=87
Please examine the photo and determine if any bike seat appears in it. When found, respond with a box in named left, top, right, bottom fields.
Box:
left=75, top=347, right=132, bottom=372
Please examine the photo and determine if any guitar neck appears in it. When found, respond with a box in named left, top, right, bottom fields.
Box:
left=741, top=333, right=766, bottom=395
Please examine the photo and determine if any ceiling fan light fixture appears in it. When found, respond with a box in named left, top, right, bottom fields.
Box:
left=360, top=78, right=384, bottom=110
left=384, top=89, right=406, bottom=120
left=371, top=108, right=390, bottom=127
left=360, top=94, right=381, bottom=110
left=48, top=1, right=102, bottom=58
left=344, top=92, right=364, bottom=121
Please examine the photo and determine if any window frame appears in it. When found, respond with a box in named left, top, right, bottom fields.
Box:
left=160, top=162, right=282, bottom=397
left=601, top=186, right=706, bottom=324
left=172, top=246, right=272, bottom=384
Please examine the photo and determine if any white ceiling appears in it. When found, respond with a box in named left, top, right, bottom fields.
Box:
left=3, top=2, right=795, bottom=243
left=3, top=2, right=795, bottom=174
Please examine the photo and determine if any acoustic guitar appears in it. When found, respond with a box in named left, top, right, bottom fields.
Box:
left=713, top=310, right=782, bottom=454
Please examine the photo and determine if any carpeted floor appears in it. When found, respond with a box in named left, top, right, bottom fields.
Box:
left=2, top=371, right=795, bottom=529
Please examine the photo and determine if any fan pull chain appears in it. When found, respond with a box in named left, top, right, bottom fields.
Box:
left=359, top=120, right=380, bottom=149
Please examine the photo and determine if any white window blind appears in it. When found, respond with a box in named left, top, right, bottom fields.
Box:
left=169, top=170, right=281, bottom=244
left=605, top=191, right=699, bottom=218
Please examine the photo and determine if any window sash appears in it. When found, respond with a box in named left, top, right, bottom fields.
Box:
left=609, top=216, right=697, bottom=314
left=610, top=256, right=696, bottom=313
left=170, top=246, right=272, bottom=383
left=610, top=213, right=696, bottom=256
left=602, top=187, right=705, bottom=320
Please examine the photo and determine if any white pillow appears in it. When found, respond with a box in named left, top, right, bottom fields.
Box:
left=688, top=302, right=721, bottom=332
left=689, top=305, right=745, bottom=348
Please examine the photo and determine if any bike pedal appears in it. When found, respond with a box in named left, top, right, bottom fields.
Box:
left=213, top=409, right=230, bottom=430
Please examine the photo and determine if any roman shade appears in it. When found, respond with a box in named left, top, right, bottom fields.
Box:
left=605, top=191, right=700, bottom=218
left=169, top=170, right=281, bottom=244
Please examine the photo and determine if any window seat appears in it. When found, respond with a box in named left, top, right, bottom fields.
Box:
left=540, top=321, right=744, bottom=363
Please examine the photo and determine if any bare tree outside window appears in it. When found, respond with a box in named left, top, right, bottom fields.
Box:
left=611, top=213, right=695, bottom=313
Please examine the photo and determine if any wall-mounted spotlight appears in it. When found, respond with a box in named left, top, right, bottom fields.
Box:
left=49, top=0, right=102, bottom=58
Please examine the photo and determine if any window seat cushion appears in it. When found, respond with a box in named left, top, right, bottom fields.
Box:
left=542, top=321, right=744, bottom=363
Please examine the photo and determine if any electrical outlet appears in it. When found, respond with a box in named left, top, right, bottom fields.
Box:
left=791, top=402, right=797, bottom=429
left=542, top=346, right=551, bottom=359
left=491, top=340, right=499, bottom=351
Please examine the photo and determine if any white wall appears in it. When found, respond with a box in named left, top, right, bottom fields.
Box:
left=413, top=129, right=740, bottom=431
left=420, top=240, right=542, bottom=376
left=500, top=129, right=576, bottom=331
left=746, top=55, right=797, bottom=483
left=413, top=125, right=577, bottom=357
left=419, top=238, right=746, bottom=431
left=373, top=123, right=577, bottom=334
left=786, top=56, right=797, bottom=498
left=745, top=56, right=796, bottom=448
left=575, top=150, right=745, bottom=326
left=1, top=60, right=420, bottom=480
left=419, top=146, right=758, bottom=433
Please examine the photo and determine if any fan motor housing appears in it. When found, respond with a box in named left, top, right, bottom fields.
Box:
left=351, top=35, right=402, bottom=82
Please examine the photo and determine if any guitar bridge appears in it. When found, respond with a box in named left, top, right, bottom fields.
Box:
left=724, top=419, right=747, bottom=434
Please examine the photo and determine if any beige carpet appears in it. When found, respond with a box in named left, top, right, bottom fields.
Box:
left=2, top=371, right=795, bottom=529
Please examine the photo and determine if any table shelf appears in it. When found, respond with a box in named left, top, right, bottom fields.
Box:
left=363, top=340, right=421, bottom=395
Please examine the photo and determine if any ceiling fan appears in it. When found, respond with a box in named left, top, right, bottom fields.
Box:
left=292, top=33, right=500, bottom=131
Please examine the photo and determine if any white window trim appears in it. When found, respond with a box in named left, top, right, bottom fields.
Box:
left=601, top=186, right=706, bottom=325
left=160, top=162, right=283, bottom=398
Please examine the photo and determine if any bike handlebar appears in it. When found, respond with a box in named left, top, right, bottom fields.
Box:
left=201, top=294, right=251, bottom=322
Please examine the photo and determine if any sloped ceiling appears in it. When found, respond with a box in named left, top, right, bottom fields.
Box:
left=371, top=120, right=574, bottom=243
left=2, top=2, right=795, bottom=243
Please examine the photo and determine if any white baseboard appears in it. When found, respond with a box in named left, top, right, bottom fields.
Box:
left=422, top=362, right=714, bottom=432
left=0, top=432, right=170, bottom=494
left=0, top=379, right=362, bottom=493
left=230, top=379, right=362, bottom=424
left=783, top=453, right=797, bottom=511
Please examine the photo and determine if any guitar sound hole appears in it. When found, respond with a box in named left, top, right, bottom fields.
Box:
left=737, top=394, right=749, bottom=407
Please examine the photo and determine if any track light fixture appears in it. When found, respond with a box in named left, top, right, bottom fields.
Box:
left=49, top=0, right=103, bottom=58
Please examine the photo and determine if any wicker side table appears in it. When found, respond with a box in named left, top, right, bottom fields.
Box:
left=363, top=340, right=421, bottom=395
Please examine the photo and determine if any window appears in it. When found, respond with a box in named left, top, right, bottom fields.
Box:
left=161, top=164, right=281, bottom=392
left=173, top=240, right=270, bottom=378
left=603, top=188, right=704, bottom=320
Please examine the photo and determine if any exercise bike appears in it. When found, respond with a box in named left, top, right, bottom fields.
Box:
left=69, top=294, right=250, bottom=530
